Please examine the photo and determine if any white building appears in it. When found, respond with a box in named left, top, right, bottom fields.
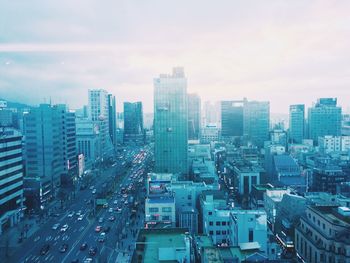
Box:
left=234, top=165, right=261, bottom=195
left=145, top=195, right=176, bottom=226
left=263, top=188, right=291, bottom=232
left=229, top=210, right=268, bottom=255
left=318, top=135, right=350, bottom=153
left=201, top=124, right=220, bottom=144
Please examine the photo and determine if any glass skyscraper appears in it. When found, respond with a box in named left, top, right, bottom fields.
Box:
left=308, top=98, right=341, bottom=143
left=289, top=104, right=305, bottom=143
left=188, top=93, right=201, bottom=140
left=123, top=101, right=144, bottom=143
left=221, top=100, right=244, bottom=138
left=243, top=100, right=270, bottom=148
left=154, top=67, right=188, bottom=174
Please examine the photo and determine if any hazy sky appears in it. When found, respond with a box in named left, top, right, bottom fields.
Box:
left=1, top=0, right=350, bottom=113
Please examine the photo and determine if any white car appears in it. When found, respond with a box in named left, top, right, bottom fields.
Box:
left=108, top=208, right=113, bottom=213
left=92, top=189, right=96, bottom=194
left=60, top=224, right=69, bottom=232
left=52, top=223, right=60, bottom=230
left=77, top=215, right=84, bottom=221
left=67, top=212, right=74, bottom=218
left=113, top=200, right=118, bottom=205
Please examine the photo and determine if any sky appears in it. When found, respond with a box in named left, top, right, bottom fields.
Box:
left=1, top=0, right=350, bottom=113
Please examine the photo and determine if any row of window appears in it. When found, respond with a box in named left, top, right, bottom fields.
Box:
left=149, top=207, right=172, bottom=213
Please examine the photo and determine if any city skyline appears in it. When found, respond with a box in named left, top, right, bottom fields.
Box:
left=1, top=1, right=350, bottom=113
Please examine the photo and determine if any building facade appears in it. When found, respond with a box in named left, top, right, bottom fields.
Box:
left=123, top=102, right=144, bottom=144
left=289, top=104, right=305, bottom=144
left=154, top=67, right=188, bottom=174
left=221, top=100, right=244, bottom=139
left=188, top=93, right=201, bottom=140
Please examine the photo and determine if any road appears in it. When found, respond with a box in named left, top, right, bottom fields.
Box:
left=7, top=144, right=153, bottom=263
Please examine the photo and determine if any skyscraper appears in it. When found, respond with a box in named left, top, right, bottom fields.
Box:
left=188, top=93, right=201, bottom=140
left=154, top=67, right=188, bottom=174
left=88, top=89, right=114, bottom=158
left=123, top=102, right=144, bottom=143
left=221, top=100, right=244, bottom=139
left=23, top=104, right=64, bottom=204
left=107, top=94, right=117, bottom=149
left=243, top=100, right=270, bottom=147
left=289, top=104, right=305, bottom=143
left=308, top=98, right=341, bottom=143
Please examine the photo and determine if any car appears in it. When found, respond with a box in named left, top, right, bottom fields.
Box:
left=40, top=244, right=50, bottom=255
left=108, top=216, right=115, bottom=221
left=67, top=211, right=74, bottom=218
left=92, top=189, right=96, bottom=194
left=76, top=210, right=82, bottom=216
left=77, top=215, right=84, bottom=221
left=84, top=258, right=93, bottom=263
left=103, top=203, right=108, bottom=208
left=98, top=232, right=106, bottom=242
left=95, top=226, right=102, bottom=232
left=52, top=223, right=60, bottom=230
left=60, top=224, right=69, bottom=232
left=80, top=242, right=88, bottom=251
left=59, top=243, right=69, bottom=253
left=98, top=217, right=104, bottom=223
left=113, top=200, right=118, bottom=205
left=71, top=259, right=79, bottom=263
left=88, top=247, right=97, bottom=256
left=108, top=208, right=113, bottom=213
left=89, top=186, right=94, bottom=190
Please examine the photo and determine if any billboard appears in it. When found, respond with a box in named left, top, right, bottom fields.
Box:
left=78, top=154, right=85, bottom=177
left=148, top=180, right=170, bottom=195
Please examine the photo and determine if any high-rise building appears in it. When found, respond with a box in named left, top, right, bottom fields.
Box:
left=289, top=104, right=305, bottom=143
left=107, top=94, right=117, bottom=149
left=203, top=101, right=221, bottom=126
left=308, top=98, right=342, bottom=143
left=88, top=89, right=114, bottom=158
left=221, top=100, right=244, bottom=138
left=123, top=102, right=144, bottom=143
left=244, top=100, right=270, bottom=148
left=0, top=128, right=24, bottom=234
left=154, top=67, right=188, bottom=174
left=55, top=105, right=77, bottom=185
left=188, top=93, right=201, bottom=140
left=23, top=104, right=64, bottom=205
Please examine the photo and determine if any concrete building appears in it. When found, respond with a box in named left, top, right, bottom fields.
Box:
left=188, top=93, right=201, bottom=140
left=229, top=210, right=268, bottom=255
left=203, top=101, right=221, bottom=127
left=221, top=100, right=244, bottom=139
left=308, top=98, right=342, bottom=143
left=312, top=165, right=346, bottom=194
left=289, top=104, right=305, bottom=144
left=201, top=124, right=220, bottom=144
left=132, top=228, right=192, bottom=263
left=270, top=129, right=287, bottom=148
left=243, top=100, right=270, bottom=148
left=88, top=89, right=114, bottom=158
left=234, top=164, right=261, bottom=195
left=75, top=118, right=100, bottom=169
left=318, top=135, right=350, bottom=154
left=0, top=129, right=24, bottom=235
left=145, top=195, right=176, bottom=227
left=123, top=102, right=144, bottom=144
left=154, top=67, right=188, bottom=174
left=295, top=206, right=350, bottom=263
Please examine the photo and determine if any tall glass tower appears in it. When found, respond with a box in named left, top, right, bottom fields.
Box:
left=154, top=67, right=188, bottom=174
left=308, top=98, right=341, bottom=143
left=289, top=104, right=305, bottom=143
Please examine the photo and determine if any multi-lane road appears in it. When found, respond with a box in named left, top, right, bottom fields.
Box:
left=9, top=144, right=153, bottom=263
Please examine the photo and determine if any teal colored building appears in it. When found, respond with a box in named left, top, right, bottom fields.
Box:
left=154, top=67, right=188, bottom=175
left=289, top=104, right=305, bottom=143
left=308, top=98, right=341, bottom=143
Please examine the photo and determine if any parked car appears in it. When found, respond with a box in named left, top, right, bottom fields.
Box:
left=40, top=244, right=50, bottom=255
left=59, top=243, right=69, bottom=253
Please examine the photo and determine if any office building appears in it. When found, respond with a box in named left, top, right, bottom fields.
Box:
left=188, top=93, right=201, bottom=140
left=221, top=100, right=244, bottom=139
left=289, top=104, right=305, bottom=143
left=243, top=100, right=270, bottom=148
left=201, top=124, right=220, bottom=144
left=312, top=165, right=346, bottom=194
left=123, top=102, right=144, bottom=144
left=308, top=98, right=342, bottom=143
left=107, top=94, right=117, bottom=149
left=318, top=135, right=350, bottom=154
left=23, top=104, right=63, bottom=205
left=154, top=67, right=188, bottom=174
left=0, top=129, right=24, bottom=235
left=88, top=89, right=114, bottom=158
left=295, top=206, right=350, bottom=263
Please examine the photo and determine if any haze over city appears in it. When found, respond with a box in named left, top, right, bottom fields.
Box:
left=1, top=0, right=350, bottom=112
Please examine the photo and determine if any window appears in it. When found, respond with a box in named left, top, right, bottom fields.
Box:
left=216, top=231, right=221, bottom=235
left=216, top=221, right=221, bottom=226
left=222, top=230, right=226, bottom=235
left=162, top=216, right=170, bottom=221
left=187, top=195, right=192, bottom=200
left=149, top=207, right=159, bottom=213
left=209, top=231, right=213, bottom=235
left=208, top=211, right=212, bottom=216
left=209, top=221, right=213, bottom=226
left=249, top=229, right=254, bottom=242
left=162, top=207, right=172, bottom=212
left=222, top=221, right=226, bottom=226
